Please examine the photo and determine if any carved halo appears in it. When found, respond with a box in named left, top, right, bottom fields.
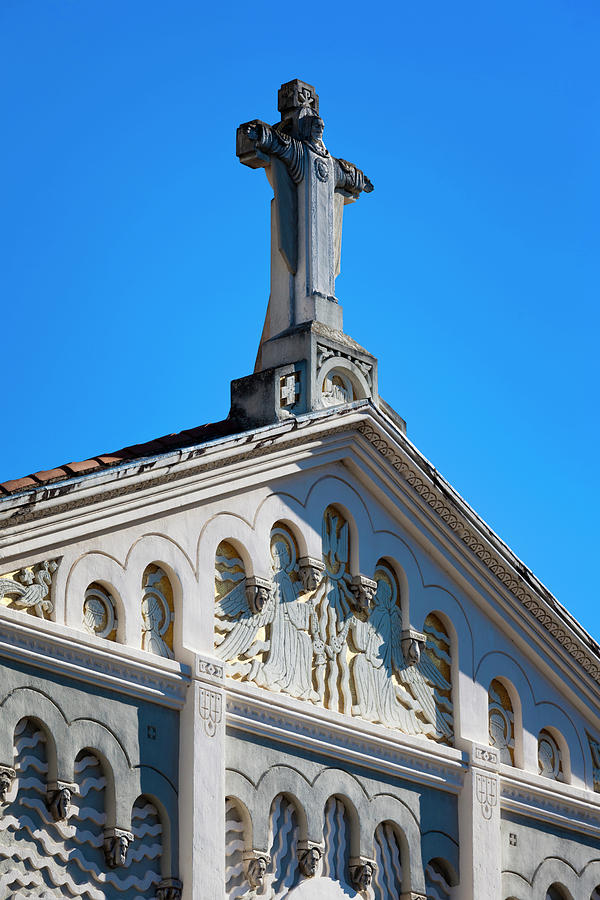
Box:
left=318, top=358, right=371, bottom=409
left=83, top=584, right=116, bottom=639
left=270, top=526, right=297, bottom=573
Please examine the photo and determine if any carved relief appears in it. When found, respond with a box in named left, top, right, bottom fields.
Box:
left=0, top=728, right=165, bottom=898
left=156, top=877, right=183, bottom=900
left=488, top=678, right=515, bottom=765
left=475, top=771, right=498, bottom=819
left=321, top=369, right=356, bottom=407
left=83, top=582, right=117, bottom=640
left=199, top=686, right=223, bottom=737
left=104, top=827, right=134, bottom=867
left=215, top=519, right=454, bottom=742
left=588, top=733, right=600, bottom=792
left=0, top=765, right=16, bottom=803
left=141, top=564, right=174, bottom=659
left=538, top=729, right=563, bottom=780
left=215, top=527, right=316, bottom=702
left=317, top=343, right=373, bottom=391
left=351, top=566, right=453, bottom=742
left=349, top=858, right=375, bottom=892
left=0, top=558, right=58, bottom=618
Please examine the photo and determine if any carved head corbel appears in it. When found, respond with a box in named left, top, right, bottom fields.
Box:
left=46, top=781, right=77, bottom=821
left=349, top=857, right=376, bottom=892
left=244, top=577, right=272, bottom=615
left=297, top=841, right=323, bottom=878
left=0, top=765, right=16, bottom=803
left=244, top=851, right=270, bottom=889
left=104, top=827, right=134, bottom=868
left=401, top=628, right=427, bottom=666
left=349, top=575, right=377, bottom=618
left=155, top=876, right=183, bottom=900
left=298, top=557, right=325, bottom=592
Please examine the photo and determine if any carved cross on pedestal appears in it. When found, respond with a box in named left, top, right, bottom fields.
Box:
left=237, top=79, right=373, bottom=354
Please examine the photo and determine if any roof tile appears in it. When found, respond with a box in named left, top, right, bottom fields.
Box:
left=1, top=476, right=38, bottom=494
left=64, top=459, right=102, bottom=475
left=33, top=468, right=69, bottom=484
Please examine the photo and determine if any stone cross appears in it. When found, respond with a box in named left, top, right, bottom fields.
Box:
left=237, top=80, right=373, bottom=352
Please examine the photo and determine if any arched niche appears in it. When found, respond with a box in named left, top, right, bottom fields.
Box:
left=425, top=856, right=456, bottom=899
left=422, top=611, right=454, bottom=743
left=127, top=794, right=164, bottom=889
left=141, top=564, right=175, bottom=659
left=225, top=796, right=251, bottom=899
left=322, top=504, right=354, bottom=581
left=489, top=677, right=516, bottom=766
left=322, top=795, right=353, bottom=889
left=83, top=581, right=119, bottom=642
left=372, top=820, right=404, bottom=899
left=545, top=885, right=572, bottom=900
left=266, top=793, right=302, bottom=893
left=318, top=357, right=371, bottom=408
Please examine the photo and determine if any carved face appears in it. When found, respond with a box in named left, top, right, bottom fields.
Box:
left=247, top=856, right=267, bottom=887
left=116, top=836, right=129, bottom=866
left=354, top=863, right=374, bottom=890
left=311, top=116, right=325, bottom=141
left=272, top=540, right=290, bottom=572
left=56, top=788, right=71, bottom=820
left=0, top=772, right=12, bottom=800
left=299, top=847, right=321, bottom=877
left=407, top=639, right=421, bottom=666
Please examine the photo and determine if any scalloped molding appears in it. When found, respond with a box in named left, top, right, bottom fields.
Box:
left=357, top=420, right=600, bottom=687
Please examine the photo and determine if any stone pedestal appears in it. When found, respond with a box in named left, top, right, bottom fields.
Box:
left=179, top=655, right=225, bottom=900
left=458, top=744, right=502, bottom=900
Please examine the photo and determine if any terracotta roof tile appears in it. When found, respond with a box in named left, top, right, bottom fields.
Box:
left=33, top=468, right=69, bottom=484
left=1, top=476, right=38, bottom=494
left=64, top=459, right=102, bottom=475
left=0, top=417, right=234, bottom=496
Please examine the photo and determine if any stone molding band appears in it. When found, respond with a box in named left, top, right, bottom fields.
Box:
left=357, top=419, right=600, bottom=689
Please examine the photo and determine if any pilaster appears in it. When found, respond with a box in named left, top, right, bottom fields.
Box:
left=179, top=654, right=225, bottom=900
left=458, top=743, right=502, bottom=900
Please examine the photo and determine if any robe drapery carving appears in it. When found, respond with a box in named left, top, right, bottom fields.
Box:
left=214, top=514, right=454, bottom=744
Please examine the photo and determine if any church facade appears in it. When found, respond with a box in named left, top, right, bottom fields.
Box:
left=1, top=80, right=600, bottom=900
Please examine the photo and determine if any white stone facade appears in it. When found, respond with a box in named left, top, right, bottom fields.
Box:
left=2, top=400, right=600, bottom=899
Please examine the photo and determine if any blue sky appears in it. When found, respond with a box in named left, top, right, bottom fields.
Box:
left=2, top=2, right=598, bottom=634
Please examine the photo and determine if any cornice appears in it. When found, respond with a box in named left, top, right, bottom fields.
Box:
left=501, top=769, right=600, bottom=839
left=225, top=680, right=466, bottom=792
left=355, top=415, right=600, bottom=693
left=0, top=612, right=190, bottom=709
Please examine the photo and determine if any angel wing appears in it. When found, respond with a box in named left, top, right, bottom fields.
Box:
left=368, top=579, right=403, bottom=673
left=397, top=651, right=452, bottom=738
left=215, top=580, right=275, bottom=662
left=0, top=578, right=42, bottom=609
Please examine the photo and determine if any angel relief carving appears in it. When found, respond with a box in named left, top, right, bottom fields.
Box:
left=214, top=531, right=316, bottom=701
left=351, top=566, right=453, bottom=741
left=213, top=517, right=454, bottom=743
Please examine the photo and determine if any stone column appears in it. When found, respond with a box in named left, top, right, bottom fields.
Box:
left=458, top=744, right=502, bottom=900
left=179, top=655, right=225, bottom=900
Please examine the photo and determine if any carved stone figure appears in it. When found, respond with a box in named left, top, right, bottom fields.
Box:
left=298, top=845, right=322, bottom=878
left=156, top=877, right=183, bottom=900
left=104, top=828, right=133, bottom=867
left=215, top=528, right=316, bottom=701
left=237, top=80, right=373, bottom=348
left=589, top=734, right=600, bottom=792
left=47, top=786, right=73, bottom=822
left=349, top=574, right=377, bottom=618
left=246, top=854, right=269, bottom=890
left=245, top=577, right=272, bottom=615
left=0, top=559, right=58, bottom=618
left=83, top=583, right=117, bottom=639
left=351, top=566, right=453, bottom=740
left=488, top=679, right=515, bottom=765
left=141, top=568, right=174, bottom=659
left=0, top=765, right=15, bottom=802
left=350, top=860, right=375, bottom=892
left=298, top=556, right=324, bottom=592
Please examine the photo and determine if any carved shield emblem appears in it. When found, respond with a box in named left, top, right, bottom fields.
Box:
left=199, top=688, right=222, bottom=737
left=475, top=772, right=497, bottom=820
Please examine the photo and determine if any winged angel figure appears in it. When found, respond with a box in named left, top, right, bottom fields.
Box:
left=215, top=532, right=317, bottom=701
left=351, top=565, right=453, bottom=740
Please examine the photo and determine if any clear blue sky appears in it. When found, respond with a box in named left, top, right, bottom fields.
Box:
left=2, top=2, right=598, bottom=635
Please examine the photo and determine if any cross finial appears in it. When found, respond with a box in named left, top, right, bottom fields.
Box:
left=277, top=79, right=319, bottom=122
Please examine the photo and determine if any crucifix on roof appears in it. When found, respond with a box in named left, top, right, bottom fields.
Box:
left=237, top=79, right=373, bottom=353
